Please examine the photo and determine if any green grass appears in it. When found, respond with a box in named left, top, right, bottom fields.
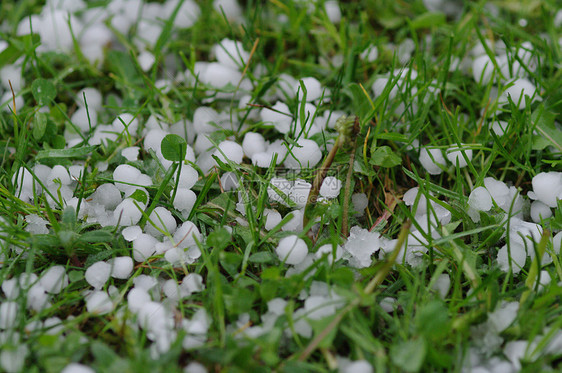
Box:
left=0, top=0, right=562, bottom=372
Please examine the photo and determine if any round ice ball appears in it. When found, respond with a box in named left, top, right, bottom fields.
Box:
left=472, top=54, right=494, bottom=85
left=113, top=164, right=141, bottom=192
left=295, top=77, right=323, bottom=102
left=108, top=256, right=134, bottom=279
left=530, top=201, right=552, bottom=223
left=91, top=183, right=122, bottom=210
left=284, top=139, right=322, bottom=169
left=172, top=188, right=197, bottom=216
left=242, top=132, right=266, bottom=158
left=419, top=148, right=446, bottom=175
left=499, top=78, right=537, bottom=109
left=213, top=140, right=244, bottom=165
left=212, top=38, right=250, bottom=69
left=319, top=176, right=342, bottom=199
left=112, top=113, right=139, bottom=135
left=71, top=106, right=98, bottom=132
left=39, top=265, right=68, bottom=294
left=468, top=186, right=493, bottom=211
left=260, top=101, right=292, bottom=134
left=532, top=172, right=562, bottom=207
left=446, top=145, right=473, bottom=168
left=113, top=198, right=143, bottom=226
left=145, top=207, right=177, bottom=236
left=85, top=261, right=111, bottom=290
left=276, top=235, right=308, bottom=265
left=132, top=234, right=158, bottom=262
left=264, top=209, right=282, bottom=231
left=177, top=165, right=199, bottom=190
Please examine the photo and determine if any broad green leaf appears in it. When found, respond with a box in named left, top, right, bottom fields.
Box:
left=68, top=270, right=84, bottom=283
left=207, top=228, right=231, bottom=250
left=0, top=34, right=40, bottom=68
left=33, top=112, right=47, bottom=140
left=416, top=300, right=450, bottom=339
left=531, top=104, right=562, bottom=152
left=371, top=146, right=402, bottom=167
left=249, top=251, right=276, bottom=263
left=128, top=189, right=148, bottom=205
left=161, top=134, right=187, bottom=161
left=31, top=78, right=57, bottom=106
left=35, top=146, right=97, bottom=160
left=390, top=338, right=427, bottom=372
left=78, top=230, right=114, bottom=243
left=410, top=12, right=446, bottom=29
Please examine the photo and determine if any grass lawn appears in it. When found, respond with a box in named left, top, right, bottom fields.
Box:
left=1, top=0, right=562, bottom=372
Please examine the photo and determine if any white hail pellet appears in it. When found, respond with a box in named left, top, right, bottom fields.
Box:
left=172, top=188, right=197, bottom=216
left=212, top=38, right=250, bottom=69
left=146, top=207, right=177, bottom=236
left=296, top=77, right=323, bottom=102
left=122, top=147, right=140, bottom=162
left=284, top=139, right=322, bottom=169
left=181, top=273, right=205, bottom=295
left=213, top=140, right=244, bottom=165
left=220, top=172, right=239, bottom=191
left=532, top=172, right=562, bottom=207
left=122, top=225, right=142, bottom=242
left=260, top=101, right=293, bottom=134
left=0, top=301, right=18, bottom=329
left=324, top=1, right=342, bottom=23
left=276, top=235, right=308, bottom=265
left=112, top=113, right=139, bottom=135
left=446, top=145, right=473, bottom=168
left=242, top=132, right=266, bottom=158
left=61, top=363, right=96, bottom=373
left=132, top=234, right=158, bottom=262
left=319, top=176, right=342, bottom=199
left=47, top=165, right=71, bottom=186
left=193, top=106, right=219, bottom=134
left=173, top=221, right=201, bottom=250
left=314, top=244, right=343, bottom=264
left=530, top=201, right=552, bottom=223
left=200, top=62, right=242, bottom=87
left=113, top=198, right=143, bottom=226
left=137, top=50, right=155, bottom=72
left=113, top=164, right=141, bottom=192
left=127, top=287, right=151, bottom=314
left=76, top=88, right=102, bottom=112
left=2, top=278, right=19, bottom=299
left=281, top=210, right=304, bottom=232
left=263, top=209, right=282, bottom=231
left=213, top=0, right=243, bottom=22
left=352, top=193, right=368, bottom=214
left=419, top=148, right=446, bottom=175
left=27, top=283, right=50, bottom=311
left=472, top=54, right=494, bottom=85
left=86, top=291, right=113, bottom=314
left=85, top=261, right=111, bottom=290
left=39, top=265, right=68, bottom=294
left=468, top=186, right=493, bottom=211
left=108, top=257, right=134, bottom=279
left=431, top=273, right=451, bottom=298
left=499, top=78, right=537, bottom=109
left=497, top=243, right=526, bottom=274
left=177, top=165, right=199, bottom=190
left=487, top=301, right=519, bottom=333
left=71, top=106, right=97, bottom=132
left=360, top=45, right=378, bottom=62
left=0, top=344, right=28, bottom=373
left=169, top=0, right=201, bottom=28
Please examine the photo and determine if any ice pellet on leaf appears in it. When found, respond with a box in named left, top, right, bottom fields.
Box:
left=127, top=287, right=151, bottom=314
left=530, top=200, right=552, bottom=223
left=446, top=145, right=472, bottom=168
left=0, top=301, right=18, bottom=329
